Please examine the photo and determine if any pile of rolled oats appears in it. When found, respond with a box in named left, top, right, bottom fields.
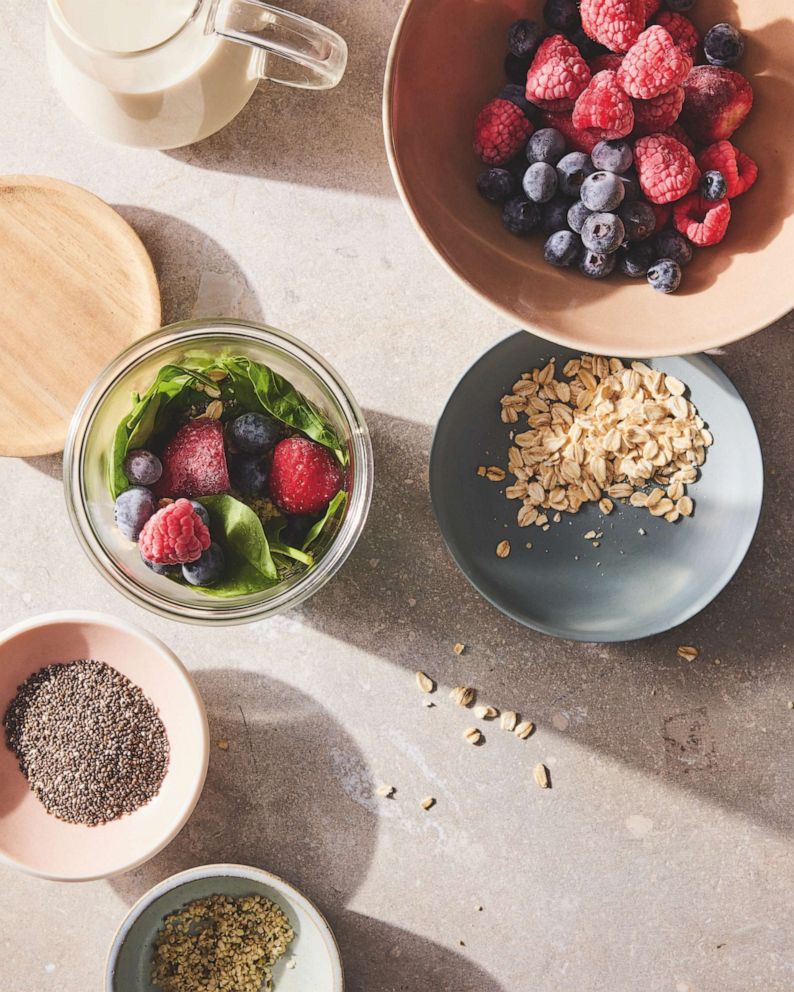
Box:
left=484, top=354, right=712, bottom=532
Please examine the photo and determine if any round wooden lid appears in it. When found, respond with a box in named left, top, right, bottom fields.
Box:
left=0, top=176, right=161, bottom=456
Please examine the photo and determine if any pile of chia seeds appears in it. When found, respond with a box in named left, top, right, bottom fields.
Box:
left=3, top=659, right=169, bottom=826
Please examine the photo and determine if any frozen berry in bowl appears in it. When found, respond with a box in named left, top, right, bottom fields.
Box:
left=556, top=152, right=595, bottom=197
left=704, top=23, right=744, bottom=67
left=618, top=200, right=656, bottom=241
left=580, top=171, right=625, bottom=212
left=543, top=0, right=580, bottom=34
left=115, top=487, right=156, bottom=541
left=617, top=241, right=656, bottom=278
left=567, top=200, right=592, bottom=234
left=499, top=84, right=538, bottom=122
left=228, top=411, right=282, bottom=454
left=581, top=212, right=625, bottom=254
left=653, top=230, right=694, bottom=267
left=474, top=98, right=533, bottom=166
left=579, top=249, right=617, bottom=279
left=507, top=19, right=543, bottom=60
left=477, top=168, right=518, bottom=203
left=699, top=171, right=728, bottom=202
left=502, top=197, right=542, bottom=235
left=543, top=194, right=574, bottom=233
left=680, top=66, right=753, bottom=144
left=580, top=0, right=644, bottom=54
left=123, top=449, right=162, bottom=487
left=647, top=258, right=683, bottom=294
left=526, top=128, right=567, bottom=166
left=543, top=230, right=582, bottom=267
left=665, top=0, right=696, bottom=12
left=64, top=321, right=371, bottom=624
left=523, top=162, right=559, bottom=203
left=591, top=139, right=633, bottom=175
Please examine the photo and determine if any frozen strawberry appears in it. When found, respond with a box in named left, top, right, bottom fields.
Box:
left=155, top=419, right=230, bottom=499
left=633, top=85, right=684, bottom=134
left=573, top=71, right=634, bottom=139
left=589, top=53, right=624, bottom=73
left=525, top=35, right=591, bottom=111
left=269, top=437, right=344, bottom=516
left=654, top=11, right=700, bottom=60
left=617, top=26, right=691, bottom=100
left=673, top=194, right=731, bottom=246
left=580, top=0, right=644, bottom=53
left=139, top=499, right=211, bottom=566
left=634, top=132, right=699, bottom=204
left=680, top=66, right=754, bottom=143
left=697, top=141, right=758, bottom=197
left=539, top=110, right=600, bottom=153
left=473, top=98, right=533, bottom=165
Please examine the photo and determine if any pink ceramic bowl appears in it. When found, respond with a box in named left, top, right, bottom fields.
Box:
left=0, top=612, right=208, bottom=881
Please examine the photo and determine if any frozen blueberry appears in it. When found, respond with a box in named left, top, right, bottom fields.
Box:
left=477, top=168, right=518, bottom=202
left=182, top=542, right=226, bottom=586
left=229, top=411, right=282, bottom=454
left=507, top=19, right=543, bottom=59
left=653, top=230, right=694, bottom=267
left=115, top=487, right=155, bottom=541
left=647, top=258, right=682, bottom=294
left=543, top=0, right=580, bottom=32
left=190, top=500, right=210, bottom=529
left=523, top=162, right=558, bottom=203
left=142, top=552, right=179, bottom=576
left=617, top=241, right=656, bottom=278
left=229, top=454, right=269, bottom=495
left=579, top=250, right=616, bottom=279
left=567, top=200, right=592, bottom=234
left=591, top=139, right=633, bottom=175
left=580, top=170, right=625, bottom=212
left=543, top=194, right=573, bottom=233
left=666, top=0, right=695, bottom=10
left=504, top=52, right=533, bottom=84
left=123, top=449, right=162, bottom=487
left=556, top=152, right=595, bottom=197
left=618, top=201, right=656, bottom=241
left=502, top=197, right=542, bottom=235
left=281, top=513, right=320, bottom=548
left=620, top=172, right=642, bottom=202
left=499, top=83, right=538, bottom=122
left=526, top=128, right=566, bottom=165
left=581, top=212, right=625, bottom=254
left=699, top=170, right=728, bottom=201
left=568, top=27, right=608, bottom=60
left=704, top=22, right=744, bottom=66
left=544, top=230, right=582, bottom=267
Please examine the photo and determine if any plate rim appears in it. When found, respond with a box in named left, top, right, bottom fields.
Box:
left=429, top=331, right=765, bottom=642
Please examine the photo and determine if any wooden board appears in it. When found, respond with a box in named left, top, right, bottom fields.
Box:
left=0, top=175, right=161, bottom=456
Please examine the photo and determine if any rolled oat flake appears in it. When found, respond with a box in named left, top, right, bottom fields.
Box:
left=3, top=659, right=169, bottom=826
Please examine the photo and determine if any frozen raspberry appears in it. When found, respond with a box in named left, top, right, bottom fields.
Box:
left=697, top=141, right=758, bottom=197
left=680, top=66, right=753, bottom=143
left=632, top=85, right=684, bottom=134
left=654, top=11, right=700, bottom=60
left=651, top=202, right=672, bottom=230
left=539, top=110, right=600, bottom=153
left=663, top=121, right=696, bottom=152
left=155, top=419, right=230, bottom=499
left=139, top=498, right=211, bottom=566
left=580, top=0, right=644, bottom=54
left=673, top=194, right=731, bottom=246
left=269, top=437, right=344, bottom=516
left=474, top=99, right=533, bottom=166
left=618, top=26, right=691, bottom=100
left=634, top=133, right=699, bottom=204
left=525, top=35, right=591, bottom=111
left=573, top=71, right=634, bottom=139
left=643, top=0, right=662, bottom=19
left=589, top=54, right=624, bottom=74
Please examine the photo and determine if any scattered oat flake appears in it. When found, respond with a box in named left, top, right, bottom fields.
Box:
left=514, top=720, right=535, bottom=740
left=584, top=530, right=597, bottom=540
left=216, top=739, right=229, bottom=751
left=496, top=540, right=511, bottom=558
left=453, top=642, right=465, bottom=655
left=500, top=710, right=518, bottom=732
left=677, top=645, right=700, bottom=662
left=486, top=466, right=506, bottom=482
left=375, top=784, right=395, bottom=798
left=416, top=671, right=435, bottom=693
left=420, top=797, right=435, bottom=810
left=474, top=705, right=499, bottom=720
left=534, top=763, right=550, bottom=789
left=450, top=686, right=476, bottom=707
left=463, top=727, right=482, bottom=745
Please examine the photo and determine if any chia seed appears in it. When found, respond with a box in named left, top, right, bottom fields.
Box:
left=3, top=659, right=169, bottom=826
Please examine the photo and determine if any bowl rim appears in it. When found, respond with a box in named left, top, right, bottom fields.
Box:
left=382, top=0, right=793, bottom=358
left=63, top=319, right=374, bottom=626
left=104, top=862, right=345, bottom=992
left=0, top=610, right=209, bottom=882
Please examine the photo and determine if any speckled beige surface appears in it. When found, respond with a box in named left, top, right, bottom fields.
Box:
left=1, top=2, right=793, bottom=990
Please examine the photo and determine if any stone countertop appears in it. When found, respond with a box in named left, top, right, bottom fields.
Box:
left=1, top=2, right=793, bottom=990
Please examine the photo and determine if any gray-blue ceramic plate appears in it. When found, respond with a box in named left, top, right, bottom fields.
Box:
left=430, top=332, right=763, bottom=642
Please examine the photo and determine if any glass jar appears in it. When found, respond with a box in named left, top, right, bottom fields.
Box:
left=64, top=320, right=373, bottom=624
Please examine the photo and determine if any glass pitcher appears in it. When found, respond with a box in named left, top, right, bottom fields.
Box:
left=45, top=0, right=348, bottom=149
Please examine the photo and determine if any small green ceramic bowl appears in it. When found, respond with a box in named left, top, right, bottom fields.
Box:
left=106, top=864, right=344, bottom=992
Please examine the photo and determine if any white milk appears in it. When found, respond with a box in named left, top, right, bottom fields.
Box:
left=46, top=0, right=264, bottom=148
left=55, top=0, right=199, bottom=53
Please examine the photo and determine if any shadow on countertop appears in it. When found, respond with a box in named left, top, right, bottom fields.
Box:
left=164, top=1, right=399, bottom=199
left=110, top=668, right=505, bottom=992
left=299, top=319, right=794, bottom=835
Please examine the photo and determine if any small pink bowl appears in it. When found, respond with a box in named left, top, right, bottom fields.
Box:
left=0, top=612, right=208, bottom=881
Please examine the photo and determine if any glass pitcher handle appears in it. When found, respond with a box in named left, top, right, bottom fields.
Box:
left=212, top=0, right=347, bottom=90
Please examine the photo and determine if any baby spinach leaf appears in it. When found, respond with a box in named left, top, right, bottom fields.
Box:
left=194, top=495, right=280, bottom=597
left=303, top=490, right=348, bottom=550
